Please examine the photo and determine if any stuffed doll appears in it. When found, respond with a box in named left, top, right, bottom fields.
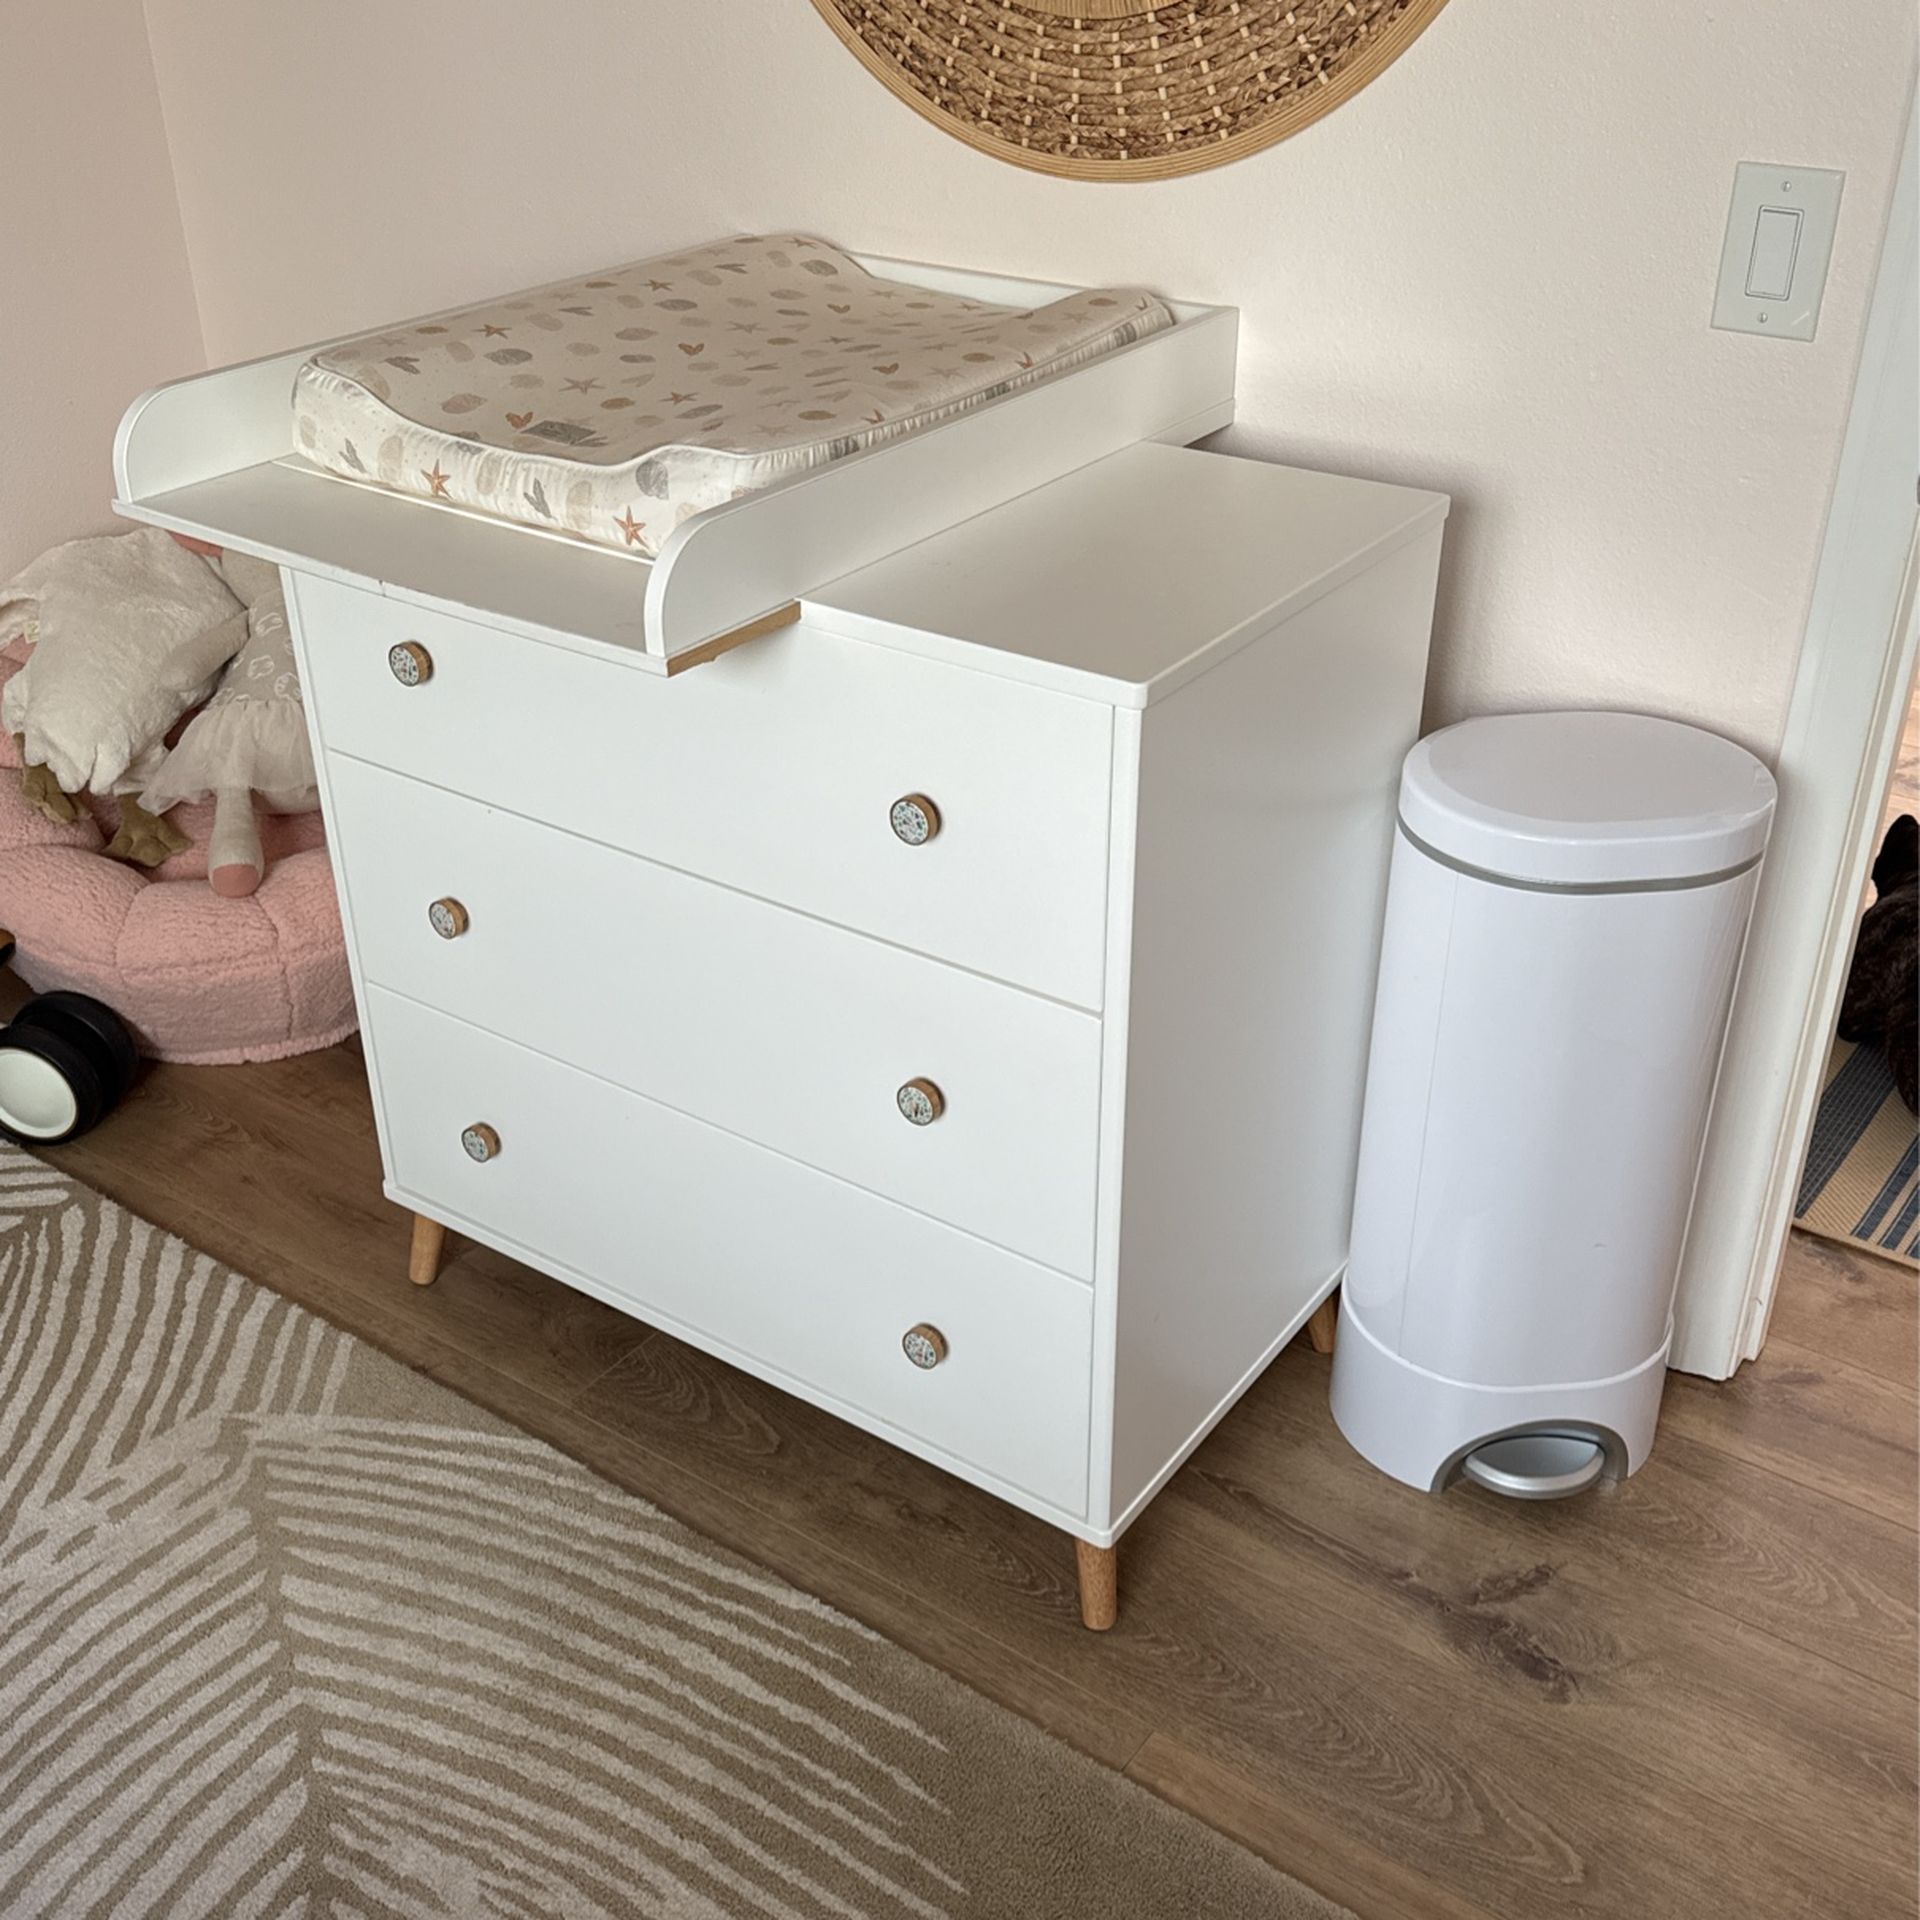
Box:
left=139, top=552, right=318, bottom=898
left=0, top=528, right=247, bottom=863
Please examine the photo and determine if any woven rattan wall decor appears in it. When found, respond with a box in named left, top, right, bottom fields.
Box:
left=806, top=0, right=1453, bottom=181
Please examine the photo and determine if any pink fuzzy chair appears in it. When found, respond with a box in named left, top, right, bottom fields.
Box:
left=0, top=651, right=355, bottom=1064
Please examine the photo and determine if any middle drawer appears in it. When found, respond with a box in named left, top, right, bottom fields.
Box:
left=329, top=756, right=1102, bottom=1279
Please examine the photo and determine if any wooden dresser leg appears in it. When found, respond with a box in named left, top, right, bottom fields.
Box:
left=1074, top=1539, right=1118, bottom=1632
left=1306, top=1293, right=1339, bottom=1355
left=407, top=1213, right=448, bottom=1288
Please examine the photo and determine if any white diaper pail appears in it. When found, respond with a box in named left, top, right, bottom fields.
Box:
left=1330, top=710, right=1776, bottom=1497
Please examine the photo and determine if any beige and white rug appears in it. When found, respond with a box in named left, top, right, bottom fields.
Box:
left=0, top=1146, right=1339, bottom=1920
left=1795, top=1038, right=1919, bottom=1267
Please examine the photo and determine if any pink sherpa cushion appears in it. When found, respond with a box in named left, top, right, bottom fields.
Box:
left=0, top=649, right=355, bottom=1064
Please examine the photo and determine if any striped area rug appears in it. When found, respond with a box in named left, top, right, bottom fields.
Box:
left=1795, top=1039, right=1919, bottom=1267
left=0, top=1146, right=1341, bottom=1920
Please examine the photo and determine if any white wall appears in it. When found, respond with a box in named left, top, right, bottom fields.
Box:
left=138, top=0, right=1914, bottom=757
left=0, top=0, right=203, bottom=580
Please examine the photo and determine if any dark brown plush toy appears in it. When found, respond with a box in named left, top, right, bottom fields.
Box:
left=1838, top=813, right=1917, bottom=1112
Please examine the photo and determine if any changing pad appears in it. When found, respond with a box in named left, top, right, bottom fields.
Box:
left=292, top=235, right=1173, bottom=561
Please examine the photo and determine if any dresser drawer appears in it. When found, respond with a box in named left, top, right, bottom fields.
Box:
left=368, top=990, right=1092, bottom=1516
left=291, top=574, right=1113, bottom=1008
left=330, top=757, right=1100, bottom=1276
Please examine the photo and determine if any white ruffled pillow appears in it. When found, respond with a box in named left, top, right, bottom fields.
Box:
left=0, top=527, right=245, bottom=794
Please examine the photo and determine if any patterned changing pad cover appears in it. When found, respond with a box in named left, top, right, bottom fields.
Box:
left=292, top=234, right=1172, bottom=561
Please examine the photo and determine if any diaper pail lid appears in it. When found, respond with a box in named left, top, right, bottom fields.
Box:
left=1398, top=711, right=1777, bottom=888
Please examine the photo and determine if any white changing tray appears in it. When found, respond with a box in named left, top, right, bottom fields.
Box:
left=113, top=252, right=1237, bottom=674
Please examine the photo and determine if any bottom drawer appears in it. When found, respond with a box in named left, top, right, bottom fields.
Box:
left=367, top=989, right=1093, bottom=1518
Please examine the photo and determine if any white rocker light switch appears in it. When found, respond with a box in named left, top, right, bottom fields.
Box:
left=1712, top=162, right=1844, bottom=343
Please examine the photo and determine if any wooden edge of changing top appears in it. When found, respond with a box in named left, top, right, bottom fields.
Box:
left=663, top=601, right=802, bottom=675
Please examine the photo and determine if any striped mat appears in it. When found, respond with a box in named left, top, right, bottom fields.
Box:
left=1795, top=1038, right=1919, bottom=1267
left=0, top=1145, right=1341, bottom=1920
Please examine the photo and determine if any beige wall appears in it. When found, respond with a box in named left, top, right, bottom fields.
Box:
left=135, top=1, right=1914, bottom=753
left=0, top=0, right=203, bottom=579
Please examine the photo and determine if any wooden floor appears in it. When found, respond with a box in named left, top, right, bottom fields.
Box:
left=22, top=1020, right=1918, bottom=1919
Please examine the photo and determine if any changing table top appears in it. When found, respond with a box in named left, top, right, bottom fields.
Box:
left=804, top=442, right=1450, bottom=708
left=114, top=242, right=1240, bottom=671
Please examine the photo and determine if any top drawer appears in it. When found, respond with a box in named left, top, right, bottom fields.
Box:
left=290, top=575, right=1114, bottom=1007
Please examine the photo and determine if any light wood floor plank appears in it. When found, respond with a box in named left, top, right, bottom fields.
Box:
left=1771, top=1227, right=1919, bottom=1388
left=1252, top=1344, right=1920, bottom=1693
left=1126, top=1734, right=1501, bottom=1920
left=1659, top=1333, right=1918, bottom=1532
left=1174, top=1349, right=1916, bottom=1884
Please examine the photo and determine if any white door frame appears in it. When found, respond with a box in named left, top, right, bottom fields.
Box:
left=1671, top=85, right=1920, bottom=1378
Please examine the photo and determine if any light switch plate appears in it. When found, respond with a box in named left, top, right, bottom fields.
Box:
left=1712, top=162, right=1844, bottom=341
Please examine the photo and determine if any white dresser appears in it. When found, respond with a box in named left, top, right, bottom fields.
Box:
left=275, top=440, right=1445, bottom=1627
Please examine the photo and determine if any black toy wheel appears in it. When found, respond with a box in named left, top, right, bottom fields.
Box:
left=0, top=1022, right=107, bottom=1145
left=11, top=991, right=140, bottom=1105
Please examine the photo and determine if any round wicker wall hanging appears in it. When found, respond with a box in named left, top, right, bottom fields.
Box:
left=807, top=0, right=1453, bottom=181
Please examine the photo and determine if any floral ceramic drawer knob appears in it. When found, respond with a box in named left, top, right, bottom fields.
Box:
left=901, top=1323, right=948, bottom=1370
left=427, top=897, right=470, bottom=940
left=388, top=641, right=433, bottom=686
left=896, top=1077, right=945, bottom=1126
left=460, top=1122, right=501, bottom=1163
left=889, top=794, right=941, bottom=845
